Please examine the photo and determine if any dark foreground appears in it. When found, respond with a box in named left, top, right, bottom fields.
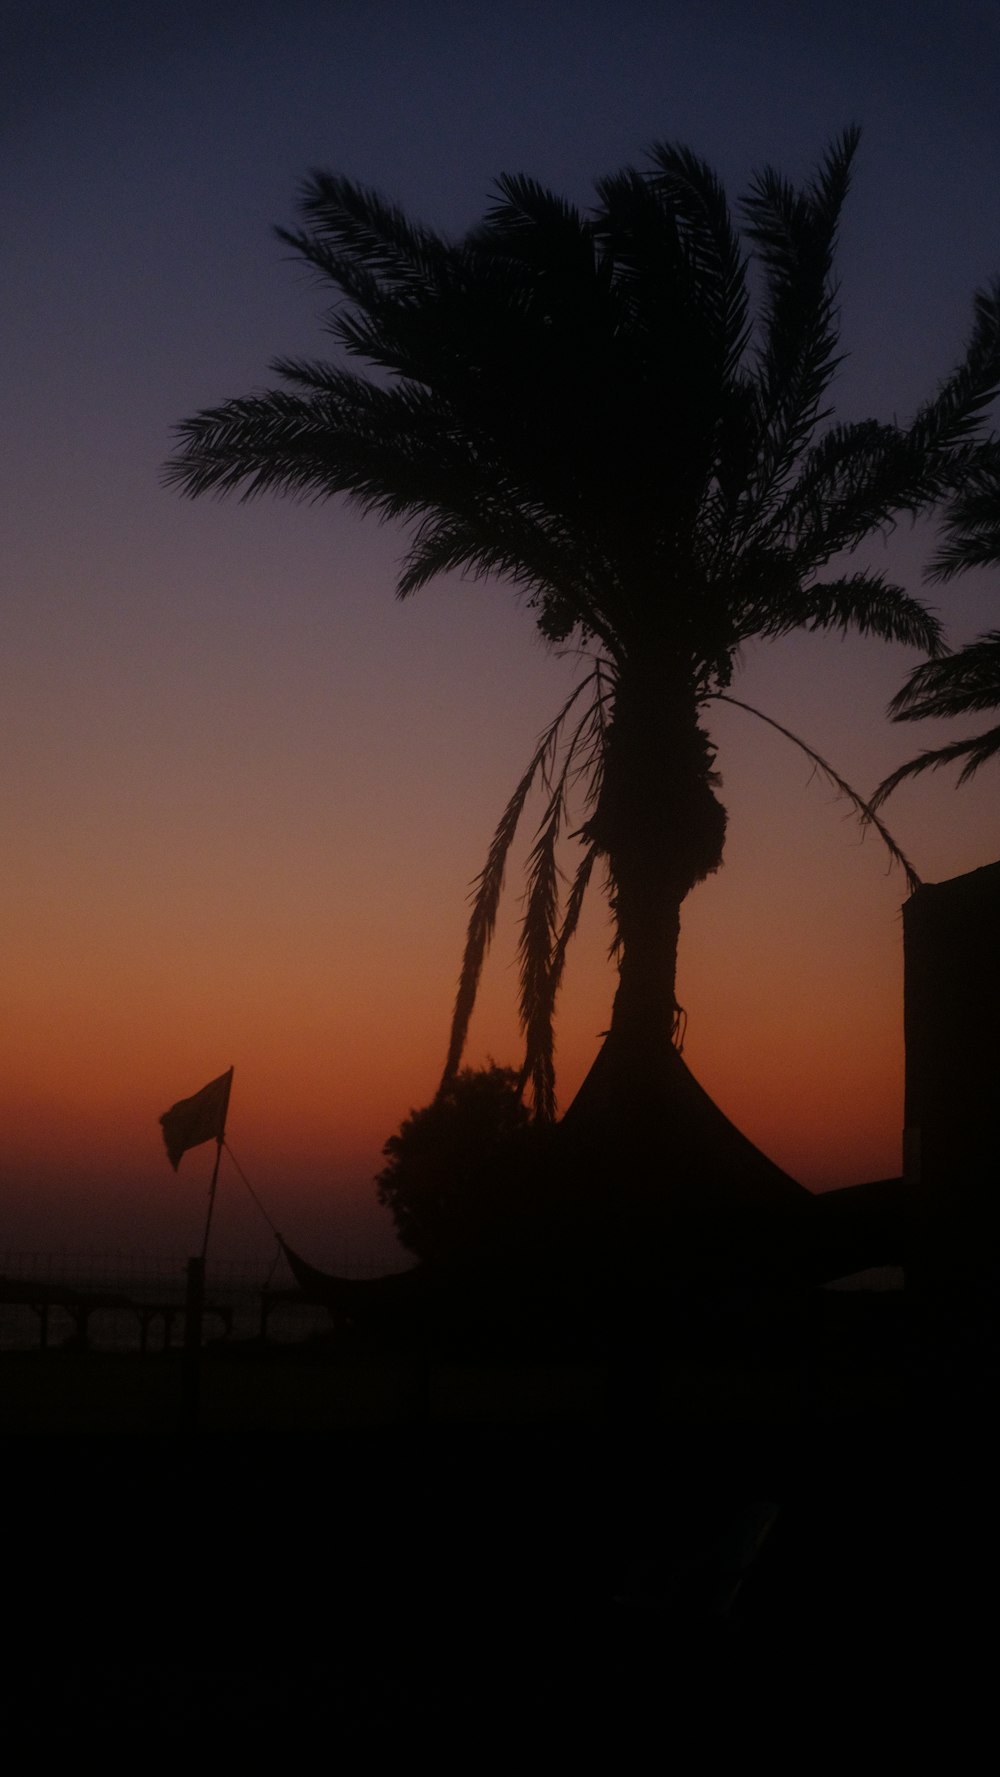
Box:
left=2, top=1291, right=997, bottom=1747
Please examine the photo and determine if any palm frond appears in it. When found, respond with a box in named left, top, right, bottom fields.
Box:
left=757, top=571, right=942, bottom=654
left=873, top=630, right=1000, bottom=802
left=165, top=378, right=622, bottom=650
left=163, top=388, right=351, bottom=502
left=761, top=281, right=1000, bottom=565
left=397, top=509, right=623, bottom=655
left=712, top=693, right=921, bottom=893
left=741, top=128, right=860, bottom=511
left=768, top=418, right=915, bottom=561
left=592, top=165, right=729, bottom=512
left=907, top=282, right=1000, bottom=467
left=764, top=279, right=1000, bottom=562
left=164, top=378, right=451, bottom=504
left=272, top=211, right=458, bottom=387
left=592, top=165, right=682, bottom=294
left=929, top=446, right=1000, bottom=579
left=477, top=173, right=594, bottom=271
left=288, top=172, right=450, bottom=290
left=888, top=631, right=1000, bottom=721
left=873, top=723, right=1000, bottom=802
left=646, top=140, right=750, bottom=380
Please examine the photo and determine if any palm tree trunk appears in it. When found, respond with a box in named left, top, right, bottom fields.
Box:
left=564, top=665, right=809, bottom=1236
left=580, top=660, right=728, bottom=1053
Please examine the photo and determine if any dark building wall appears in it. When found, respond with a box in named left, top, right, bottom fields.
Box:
left=903, top=859, right=1000, bottom=1270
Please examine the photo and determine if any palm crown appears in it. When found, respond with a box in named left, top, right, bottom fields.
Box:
left=167, top=131, right=1000, bottom=1122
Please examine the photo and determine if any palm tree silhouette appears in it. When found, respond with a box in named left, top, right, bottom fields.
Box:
left=167, top=132, right=1000, bottom=1213
left=875, top=451, right=1000, bottom=802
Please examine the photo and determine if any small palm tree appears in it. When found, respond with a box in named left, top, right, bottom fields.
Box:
left=875, top=450, right=1000, bottom=802
left=166, top=132, right=1000, bottom=1195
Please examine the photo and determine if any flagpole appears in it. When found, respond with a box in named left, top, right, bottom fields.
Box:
left=200, top=1137, right=224, bottom=1263
left=182, top=1143, right=219, bottom=1439
left=181, top=1251, right=205, bottom=1435
left=185, top=1126, right=229, bottom=1432
left=159, top=1067, right=233, bottom=1434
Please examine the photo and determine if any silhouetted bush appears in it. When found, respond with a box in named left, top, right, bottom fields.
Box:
left=376, top=1066, right=553, bottom=1266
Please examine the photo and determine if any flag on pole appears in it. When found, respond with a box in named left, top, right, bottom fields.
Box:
left=159, top=1068, right=233, bottom=1171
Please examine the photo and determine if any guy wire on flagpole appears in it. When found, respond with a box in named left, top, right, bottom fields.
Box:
left=223, top=1141, right=284, bottom=1243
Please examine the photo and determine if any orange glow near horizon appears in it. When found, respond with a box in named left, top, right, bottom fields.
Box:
left=3, top=579, right=992, bottom=1259
left=1, top=739, right=918, bottom=1259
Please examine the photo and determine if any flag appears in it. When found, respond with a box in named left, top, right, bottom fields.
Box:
left=159, top=1067, right=233, bottom=1171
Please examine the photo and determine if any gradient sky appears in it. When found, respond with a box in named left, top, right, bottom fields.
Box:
left=3, top=0, right=999, bottom=1263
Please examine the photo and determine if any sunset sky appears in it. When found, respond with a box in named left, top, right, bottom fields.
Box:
left=4, top=1, right=999, bottom=1264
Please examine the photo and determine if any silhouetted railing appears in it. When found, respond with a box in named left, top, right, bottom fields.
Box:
left=0, top=1248, right=904, bottom=1353
left=0, top=1251, right=384, bottom=1352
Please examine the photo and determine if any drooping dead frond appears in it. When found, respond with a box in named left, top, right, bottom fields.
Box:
left=515, top=841, right=599, bottom=1112
left=442, top=656, right=611, bottom=1116
left=518, top=793, right=565, bottom=1122
left=549, top=842, right=599, bottom=995
left=712, top=693, right=921, bottom=894
left=441, top=672, right=600, bottom=1087
left=515, top=682, right=610, bottom=1119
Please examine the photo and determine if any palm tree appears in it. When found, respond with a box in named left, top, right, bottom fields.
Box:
left=874, top=450, right=1000, bottom=802
left=166, top=132, right=1000, bottom=1216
